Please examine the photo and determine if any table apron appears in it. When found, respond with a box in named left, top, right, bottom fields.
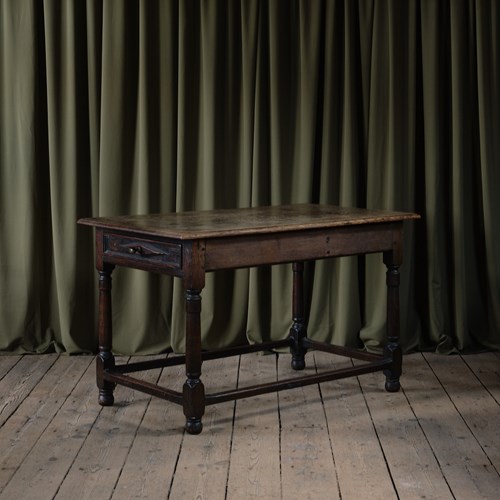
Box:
left=204, top=224, right=399, bottom=271
left=98, top=222, right=401, bottom=275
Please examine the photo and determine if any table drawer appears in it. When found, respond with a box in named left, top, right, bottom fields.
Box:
left=104, top=234, right=182, bottom=270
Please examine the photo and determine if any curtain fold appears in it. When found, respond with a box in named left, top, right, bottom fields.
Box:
left=0, top=0, right=498, bottom=354
left=476, top=0, right=500, bottom=347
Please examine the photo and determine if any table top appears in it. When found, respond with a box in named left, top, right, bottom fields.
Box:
left=78, top=204, right=420, bottom=240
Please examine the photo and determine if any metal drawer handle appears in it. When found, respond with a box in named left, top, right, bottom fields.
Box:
left=125, top=244, right=170, bottom=257
left=128, top=246, right=143, bottom=255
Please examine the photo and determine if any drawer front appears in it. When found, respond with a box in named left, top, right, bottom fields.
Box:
left=104, top=234, right=182, bottom=270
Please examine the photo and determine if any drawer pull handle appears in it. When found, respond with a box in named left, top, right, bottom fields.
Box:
left=105, top=236, right=182, bottom=268
left=128, top=246, right=143, bottom=255
left=125, top=244, right=170, bottom=257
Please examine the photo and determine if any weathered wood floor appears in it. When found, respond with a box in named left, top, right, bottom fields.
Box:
left=0, top=351, right=499, bottom=499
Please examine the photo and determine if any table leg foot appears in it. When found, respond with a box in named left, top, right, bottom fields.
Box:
left=383, top=341, right=402, bottom=393
left=384, top=378, right=401, bottom=392
left=290, top=325, right=307, bottom=371
left=97, top=352, right=117, bottom=405
left=185, top=417, right=203, bottom=435
left=98, top=389, right=115, bottom=406
left=183, top=377, right=205, bottom=435
left=291, top=354, right=306, bottom=371
left=96, top=351, right=116, bottom=406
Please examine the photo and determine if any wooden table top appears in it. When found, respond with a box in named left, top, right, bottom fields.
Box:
left=78, top=204, right=420, bottom=240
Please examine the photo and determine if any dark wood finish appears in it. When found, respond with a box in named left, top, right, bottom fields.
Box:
left=79, top=204, right=419, bottom=240
left=289, top=262, right=307, bottom=370
left=112, top=339, right=291, bottom=374
left=104, top=233, right=182, bottom=271
left=183, top=287, right=205, bottom=434
left=96, top=263, right=115, bottom=406
left=205, top=358, right=393, bottom=406
left=383, top=249, right=403, bottom=392
left=104, top=371, right=184, bottom=405
left=204, top=224, right=397, bottom=271
left=79, top=204, right=419, bottom=434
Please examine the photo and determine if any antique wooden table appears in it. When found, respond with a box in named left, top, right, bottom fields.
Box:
left=79, top=204, right=419, bottom=434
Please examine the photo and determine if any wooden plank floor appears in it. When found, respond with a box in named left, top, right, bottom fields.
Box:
left=0, top=351, right=499, bottom=499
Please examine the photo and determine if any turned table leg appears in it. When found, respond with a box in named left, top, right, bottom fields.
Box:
left=183, top=288, right=205, bottom=434
left=97, top=264, right=116, bottom=406
left=290, top=261, right=308, bottom=370
left=383, top=251, right=402, bottom=392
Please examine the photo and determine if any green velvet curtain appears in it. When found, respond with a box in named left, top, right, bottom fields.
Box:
left=1, top=0, right=499, bottom=355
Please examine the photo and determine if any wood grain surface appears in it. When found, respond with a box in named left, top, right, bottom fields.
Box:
left=79, top=204, right=420, bottom=240
left=0, top=352, right=499, bottom=499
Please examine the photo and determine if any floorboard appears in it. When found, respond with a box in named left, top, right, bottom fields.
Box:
left=278, top=352, right=340, bottom=500
left=0, top=355, right=58, bottom=427
left=315, top=352, right=399, bottom=499
left=0, top=351, right=499, bottom=499
left=167, top=356, right=239, bottom=500
left=357, top=354, right=454, bottom=499
left=0, top=356, right=105, bottom=500
left=111, top=358, right=186, bottom=499
left=54, top=357, right=157, bottom=500
left=403, top=354, right=500, bottom=499
left=0, top=356, right=93, bottom=492
left=0, top=355, right=22, bottom=381
left=226, top=352, right=281, bottom=500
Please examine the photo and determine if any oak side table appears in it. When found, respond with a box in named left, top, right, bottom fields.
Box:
left=79, top=204, right=419, bottom=434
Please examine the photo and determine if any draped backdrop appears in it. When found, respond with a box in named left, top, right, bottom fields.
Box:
left=1, top=0, right=499, bottom=355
